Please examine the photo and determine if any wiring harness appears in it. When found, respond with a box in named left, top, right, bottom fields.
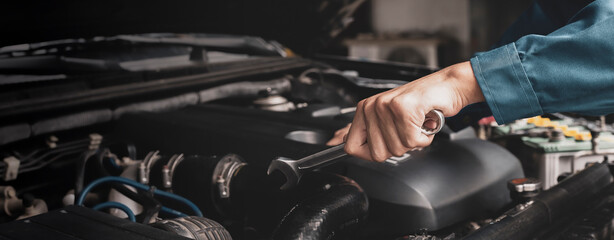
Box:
left=76, top=176, right=203, bottom=222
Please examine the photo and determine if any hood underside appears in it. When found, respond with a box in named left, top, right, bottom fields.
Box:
left=2, top=0, right=365, bottom=55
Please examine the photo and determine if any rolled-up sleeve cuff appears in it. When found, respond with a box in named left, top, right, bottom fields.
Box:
left=470, top=43, right=542, bottom=124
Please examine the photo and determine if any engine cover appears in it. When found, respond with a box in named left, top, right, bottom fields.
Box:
left=345, top=139, right=523, bottom=236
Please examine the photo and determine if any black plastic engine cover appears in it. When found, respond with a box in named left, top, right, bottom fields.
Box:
left=112, top=104, right=523, bottom=237
left=344, top=139, right=524, bottom=236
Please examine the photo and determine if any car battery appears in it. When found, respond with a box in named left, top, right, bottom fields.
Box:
left=492, top=116, right=614, bottom=189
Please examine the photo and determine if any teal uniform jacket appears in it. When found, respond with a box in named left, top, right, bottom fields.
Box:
left=460, top=0, right=613, bottom=126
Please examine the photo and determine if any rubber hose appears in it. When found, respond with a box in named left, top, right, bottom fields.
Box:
left=272, top=173, right=369, bottom=240
left=151, top=216, right=232, bottom=240
left=198, top=78, right=291, bottom=103
left=463, top=162, right=613, bottom=240
left=31, top=109, right=112, bottom=135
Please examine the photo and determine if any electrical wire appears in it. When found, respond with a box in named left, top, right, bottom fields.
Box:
left=92, top=201, right=137, bottom=222
left=76, top=176, right=203, bottom=217
left=0, top=149, right=86, bottom=177
left=20, top=139, right=89, bottom=162
left=20, top=143, right=89, bottom=168
left=0, top=138, right=91, bottom=177
left=74, top=149, right=98, bottom=197
left=161, top=206, right=188, bottom=217
left=17, top=149, right=85, bottom=173
left=107, top=156, right=120, bottom=169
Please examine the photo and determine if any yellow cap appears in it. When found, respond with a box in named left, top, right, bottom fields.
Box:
left=527, top=116, right=542, bottom=124
left=548, top=121, right=560, bottom=127
left=556, top=125, right=569, bottom=131
left=284, top=48, right=296, bottom=57
left=535, top=118, right=551, bottom=127
left=575, top=132, right=592, bottom=141
left=564, top=129, right=578, bottom=137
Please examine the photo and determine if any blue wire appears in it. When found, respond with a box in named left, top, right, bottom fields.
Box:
left=161, top=206, right=188, bottom=217
left=107, top=157, right=120, bottom=169
left=76, top=176, right=203, bottom=217
left=92, top=201, right=137, bottom=222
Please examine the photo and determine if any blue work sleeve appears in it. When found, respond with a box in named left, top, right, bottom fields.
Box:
left=471, top=0, right=614, bottom=124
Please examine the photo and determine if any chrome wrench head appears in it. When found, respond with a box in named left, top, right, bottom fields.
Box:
left=267, top=157, right=300, bottom=190
left=421, top=109, right=445, bottom=135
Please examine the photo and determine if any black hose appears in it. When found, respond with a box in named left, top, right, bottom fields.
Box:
left=112, top=93, right=199, bottom=119
left=0, top=123, right=30, bottom=145
left=151, top=216, right=232, bottom=240
left=31, top=109, right=112, bottom=135
left=272, top=173, right=369, bottom=240
left=197, top=77, right=291, bottom=103
left=463, top=162, right=613, bottom=240
left=74, top=149, right=98, bottom=199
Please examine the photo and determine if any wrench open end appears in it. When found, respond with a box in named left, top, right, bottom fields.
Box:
left=267, top=157, right=301, bottom=190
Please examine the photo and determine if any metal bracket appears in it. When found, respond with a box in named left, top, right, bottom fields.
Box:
left=3, top=156, right=20, bottom=181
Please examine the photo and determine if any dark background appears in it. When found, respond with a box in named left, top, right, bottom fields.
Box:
left=2, top=0, right=531, bottom=62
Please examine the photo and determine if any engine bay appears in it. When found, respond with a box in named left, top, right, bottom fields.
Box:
left=1, top=35, right=614, bottom=240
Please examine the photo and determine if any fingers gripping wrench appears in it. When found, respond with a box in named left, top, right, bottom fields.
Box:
left=267, top=109, right=445, bottom=190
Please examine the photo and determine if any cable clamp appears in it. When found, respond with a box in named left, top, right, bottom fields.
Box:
left=163, top=154, right=184, bottom=189
left=88, top=133, right=103, bottom=150
left=139, top=151, right=160, bottom=184
left=3, top=156, right=20, bottom=181
left=212, top=154, right=246, bottom=199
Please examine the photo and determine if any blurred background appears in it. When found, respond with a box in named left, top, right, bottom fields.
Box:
left=326, top=0, right=534, bottom=68
left=3, top=0, right=533, bottom=68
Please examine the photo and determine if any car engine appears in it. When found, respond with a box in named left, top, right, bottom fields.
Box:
left=1, top=34, right=614, bottom=240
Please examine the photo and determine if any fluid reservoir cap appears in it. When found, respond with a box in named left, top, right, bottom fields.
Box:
left=575, top=131, right=592, bottom=141
left=535, top=118, right=551, bottom=127
left=508, top=178, right=542, bottom=193
left=555, top=124, right=569, bottom=132
left=564, top=129, right=579, bottom=137
left=528, top=116, right=542, bottom=124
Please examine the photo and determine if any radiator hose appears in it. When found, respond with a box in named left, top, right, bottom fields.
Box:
left=272, top=173, right=369, bottom=240
left=463, top=162, right=613, bottom=240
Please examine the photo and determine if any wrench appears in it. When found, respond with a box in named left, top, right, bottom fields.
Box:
left=267, top=109, right=445, bottom=190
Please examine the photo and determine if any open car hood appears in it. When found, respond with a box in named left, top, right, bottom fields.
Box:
left=2, top=0, right=365, bottom=55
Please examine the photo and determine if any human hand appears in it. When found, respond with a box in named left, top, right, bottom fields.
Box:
left=326, top=123, right=351, bottom=146
left=335, top=61, right=484, bottom=162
